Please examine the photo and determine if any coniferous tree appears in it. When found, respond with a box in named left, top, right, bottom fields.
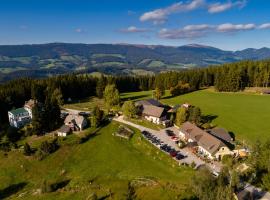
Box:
left=96, top=76, right=106, bottom=98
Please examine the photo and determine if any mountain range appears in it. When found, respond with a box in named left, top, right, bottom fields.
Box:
left=0, top=43, right=270, bottom=81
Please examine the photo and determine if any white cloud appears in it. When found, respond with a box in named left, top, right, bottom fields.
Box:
left=258, top=23, right=270, bottom=29
left=159, top=22, right=259, bottom=39
left=217, top=23, right=255, bottom=32
left=120, top=26, right=149, bottom=33
left=183, top=24, right=213, bottom=31
left=140, top=0, right=205, bottom=24
left=159, top=24, right=213, bottom=39
left=208, top=0, right=247, bottom=14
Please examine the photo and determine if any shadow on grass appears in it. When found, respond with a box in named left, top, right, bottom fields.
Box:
left=201, top=114, right=218, bottom=124
left=51, top=179, right=70, bottom=191
left=0, top=182, right=27, bottom=199
left=99, top=194, right=112, bottom=200
left=80, top=119, right=110, bottom=144
left=121, top=94, right=150, bottom=101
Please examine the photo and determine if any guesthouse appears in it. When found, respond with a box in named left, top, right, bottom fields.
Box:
left=179, top=122, right=233, bottom=160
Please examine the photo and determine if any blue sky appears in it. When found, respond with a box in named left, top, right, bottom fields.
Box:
left=0, top=0, right=269, bottom=50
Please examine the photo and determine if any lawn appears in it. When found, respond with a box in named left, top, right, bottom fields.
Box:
left=63, top=97, right=105, bottom=111
left=127, top=118, right=165, bottom=131
left=121, top=89, right=270, bottom=144
left=0, top=122, right=194, bottom=200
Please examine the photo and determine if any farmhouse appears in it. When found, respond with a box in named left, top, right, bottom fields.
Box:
left=8, top=99, right=37, bottom=128
left=179, top=122, right=233, bottom=160
left=135, top=99, right=169, bottom=125
left=57, top=125, right=71, bottom=137
left=64, top=114, right=87, bottom=131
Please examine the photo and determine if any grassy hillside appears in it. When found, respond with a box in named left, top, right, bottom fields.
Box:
left=0, top=122, right=194, bottom=200
left=121, top=89, right=270, bottom=144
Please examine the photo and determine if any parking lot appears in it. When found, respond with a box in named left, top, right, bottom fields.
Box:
left=114, top=116, right=221, bottom=173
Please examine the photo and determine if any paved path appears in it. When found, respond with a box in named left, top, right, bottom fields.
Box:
left=113, top=116, right=221, bottom=173
left=62, top=108, right=91, bottom=115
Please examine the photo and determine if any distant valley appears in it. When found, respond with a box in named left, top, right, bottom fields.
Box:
left=0, top=43, right=270, bottom=81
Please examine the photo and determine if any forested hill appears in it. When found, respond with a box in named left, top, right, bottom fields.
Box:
left=0, top=43, right=270, bottom=82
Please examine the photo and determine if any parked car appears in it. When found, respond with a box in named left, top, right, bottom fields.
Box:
left=170, top=151, right=178, bottom=157
left=165, top=130, right=175, bottom=136
left=176, top=153, right=185, bottom=160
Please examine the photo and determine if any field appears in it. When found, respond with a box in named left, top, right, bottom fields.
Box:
left=121, top=89, right=270, bottom=144
left=0, top=122, right=194, bottom=200
left=63, top=97, right=105, bottom=111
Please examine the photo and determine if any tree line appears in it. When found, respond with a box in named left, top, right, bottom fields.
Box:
left=0, top=60, right=270, bottom=128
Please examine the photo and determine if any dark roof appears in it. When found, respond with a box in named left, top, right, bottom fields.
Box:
left=135, top=99, right=163, bottom=107
left=142, top=105, right=165, bottom=118
left=208, top=128, right=232, bottom=143
left=180, top=122, right=226, bottom=155
left=9, top=108, right=28, bottom=115
left=58, top=125, right=71, bottom=133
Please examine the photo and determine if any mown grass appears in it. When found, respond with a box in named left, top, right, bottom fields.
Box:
left=63, top=97, right=105, bottom=111
left=121, top=89, right=270, bottom=144
left=0, top=122, right=194, bottom=200
left=127, top=118, right=164, bottom=130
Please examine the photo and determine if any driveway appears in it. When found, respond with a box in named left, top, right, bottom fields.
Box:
left=113, top=116, right=221, bottom=173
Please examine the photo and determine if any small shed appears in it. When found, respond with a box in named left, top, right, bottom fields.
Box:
left=57, top=125, right=71, bottom=137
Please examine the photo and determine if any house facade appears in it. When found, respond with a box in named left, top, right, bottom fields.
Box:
left=8, top=108, right=31, bottom=128
left=57, top=125, right=71, bottom=137
left=8, top=99, right=37, bottom=128
left=179, top=122, right=232, bottom=160
left=135, top=99, right=168, bottom=125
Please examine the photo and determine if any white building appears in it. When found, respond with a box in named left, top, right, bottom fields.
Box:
left=8, top=99, right=37, bottom=128
left=8, top=108, right=31, bottom=128
left=135, top=99, right=167, bottom=125
left=179, top=122, right=233, bottom=160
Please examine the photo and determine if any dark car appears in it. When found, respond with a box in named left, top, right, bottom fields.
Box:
left=176, top=153, right=185, bottom=160
left=165, top=130, right=175, bottom=136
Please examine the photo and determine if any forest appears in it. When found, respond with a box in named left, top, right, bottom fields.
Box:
left=0, top=59, right=270, bottom=127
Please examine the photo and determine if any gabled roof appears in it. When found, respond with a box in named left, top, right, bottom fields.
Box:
left=198, top=132, right=226, bottom=155
left=180, top=122, right=226, bottom=155
left=24, top=99, right=36, bottom=110
left=58, top=125, right=71, bottom=133
left=142, top=105, right=165, bottom=118
left=9, top=108, right=28, bottom=115
left=208, top=128, right=233, bottom=143
left=135, top=99, right=163, bottom=107
left=64, top=114, right=85, bottom=125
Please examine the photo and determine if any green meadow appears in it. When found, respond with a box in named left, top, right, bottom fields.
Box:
left=121, top=89, right=270, bottom=144
left=0, top=122, right=193, bottom=200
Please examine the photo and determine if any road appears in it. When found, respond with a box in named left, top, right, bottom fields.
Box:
left=61, top=108, right=91, bottom=115
left=113, top=116, right=221, bottom=173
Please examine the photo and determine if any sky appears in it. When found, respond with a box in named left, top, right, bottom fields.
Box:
left=0, top=0, right=270, bottom=50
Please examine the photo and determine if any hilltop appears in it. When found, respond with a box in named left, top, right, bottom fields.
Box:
left=0, top=43, right=270, bottom=81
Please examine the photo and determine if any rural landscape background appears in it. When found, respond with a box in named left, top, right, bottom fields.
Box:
left=1, top=0, right=270, bottom=200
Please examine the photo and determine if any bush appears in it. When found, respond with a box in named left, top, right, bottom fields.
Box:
left=36, top=139, right=59, bottom=160
left=23, top=143, right=32, bottom=156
